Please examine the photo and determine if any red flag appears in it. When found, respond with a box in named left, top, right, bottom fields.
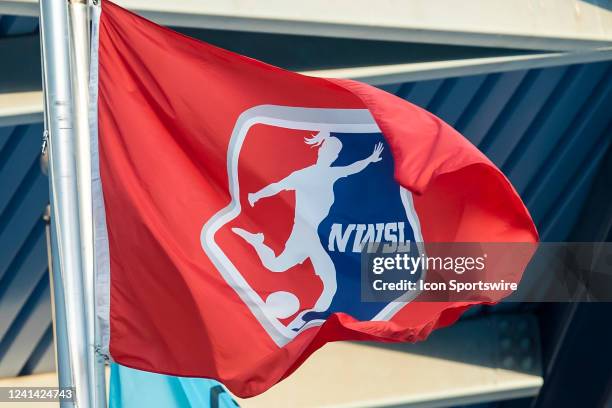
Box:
left=93, top=2, right=538, bottom=397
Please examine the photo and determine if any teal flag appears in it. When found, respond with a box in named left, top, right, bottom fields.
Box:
left=110, top=363, right=239, bottom=408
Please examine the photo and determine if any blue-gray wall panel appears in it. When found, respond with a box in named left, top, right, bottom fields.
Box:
left=391, top=62, right=612, bottom=241
left=0, top=123, right=51, bottom=377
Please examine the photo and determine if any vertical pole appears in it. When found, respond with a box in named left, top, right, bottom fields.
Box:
left=39, top=9, right=73, bottom=408
left=44, top=205, right=74, bottom=408
left=39, top=0, right=92, bottom=407
left=68, top=1, right=107, bottom=407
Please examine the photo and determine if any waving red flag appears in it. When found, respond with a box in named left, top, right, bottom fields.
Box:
left=92, top=1, right=538, bottom=397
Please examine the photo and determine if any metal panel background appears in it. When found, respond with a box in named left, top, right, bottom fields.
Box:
left=0, top=14, right=611, bottom=378
left=381, top=61, right=612, bottom=240
left=0, top=14, right=37, bottom=36
left=0, top=123, right=53, bottom=376
left=0, top=15, right=55, bottom=377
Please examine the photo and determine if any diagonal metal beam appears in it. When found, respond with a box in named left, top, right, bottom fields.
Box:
left=1, top=0, right=612, bottom=51
left=0, top=91, right=43, bottom=126
left=2, top=47, right=612, bottom=127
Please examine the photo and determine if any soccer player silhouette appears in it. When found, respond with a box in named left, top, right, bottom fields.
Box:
left=233, top=131, right=384, bottom=330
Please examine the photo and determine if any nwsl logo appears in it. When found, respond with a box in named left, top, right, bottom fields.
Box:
left=201, top=106, right=424, bottom=346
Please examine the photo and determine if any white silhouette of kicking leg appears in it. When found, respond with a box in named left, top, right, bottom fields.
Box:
left=310, top=247, right=337, bottom=312
left=232, top=227, right=305, bottom=272
left=286, top=245, right=337, bottom=331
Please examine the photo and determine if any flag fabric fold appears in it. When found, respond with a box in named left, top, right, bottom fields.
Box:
left=93, top=1, right=538, bottom=397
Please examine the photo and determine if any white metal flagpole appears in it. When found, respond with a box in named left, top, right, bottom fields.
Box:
left=68, top=0, right=107, bottom=407
left=39, top=0, right=93, bottom=407
left=38, top=12, right=73, bottom=408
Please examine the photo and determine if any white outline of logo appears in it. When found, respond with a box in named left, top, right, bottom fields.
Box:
left=200, top=105, right=424, bottom=347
